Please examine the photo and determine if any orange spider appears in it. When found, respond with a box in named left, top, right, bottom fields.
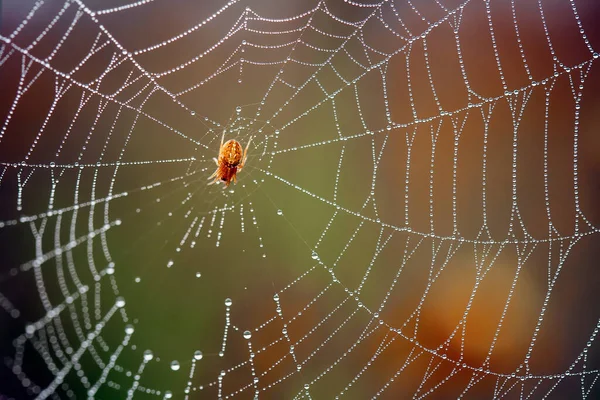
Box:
left=208, top=131, right=252, bottom=187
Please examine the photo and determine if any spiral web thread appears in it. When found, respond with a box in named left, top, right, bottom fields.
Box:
left=0, top=0, right=599, bottom=399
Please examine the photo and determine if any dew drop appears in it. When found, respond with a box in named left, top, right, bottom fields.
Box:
left=115, top=297, right=125, bottom=307
left=170, top=360, right=180, bottom=371
left=124, top=324, right=134, bottom=334
left=194, top=350, right=203, bottom=360
left=225, top=298, right=232, bottom=307
left=311, top=251, right=319, bottom=260
left=195, top=272, right=201, bottom=278
left=243, top=330, right=252, bottom=339
left=276, top=209, right=283, bottom=216
left=143, top=350, right=153, bottom=361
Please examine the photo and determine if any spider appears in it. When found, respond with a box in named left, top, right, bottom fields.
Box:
left=208, top=131, right=252, bottom=187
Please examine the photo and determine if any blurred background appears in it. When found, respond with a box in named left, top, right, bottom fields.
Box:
left=1, top=0, right=600, bottom=398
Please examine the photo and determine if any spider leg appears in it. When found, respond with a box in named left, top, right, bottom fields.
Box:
left=220, top=130, right=225, bottom=148
left=208, top=165, right=220, bottom=182
left=213, top=157, right=219, bottom=166
left=241, top=136, right=253, bottom=168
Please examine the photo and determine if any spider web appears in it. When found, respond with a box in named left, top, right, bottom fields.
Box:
left=1, top=0, right=600, bottom=398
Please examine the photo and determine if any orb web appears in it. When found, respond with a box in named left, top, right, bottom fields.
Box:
left=0, top=0, right=599, bottom=399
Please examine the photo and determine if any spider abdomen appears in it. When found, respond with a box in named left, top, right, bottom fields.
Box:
left=220, top=140, right=243, bottom=166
